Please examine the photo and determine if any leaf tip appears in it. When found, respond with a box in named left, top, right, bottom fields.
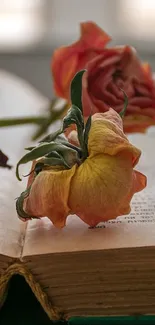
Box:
left=16, top=164, right=22, bottom=181
left=119, top=88, right=128, bottom=118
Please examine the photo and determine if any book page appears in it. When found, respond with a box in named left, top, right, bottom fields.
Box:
left=0, top=167, right=26, bottom=258
left=23, top=130, right=155, bottom=257
left=0, top=70, right=49, bottom=257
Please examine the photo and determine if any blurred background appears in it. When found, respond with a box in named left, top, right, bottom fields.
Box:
left=0, top=0, right=155, bottom=99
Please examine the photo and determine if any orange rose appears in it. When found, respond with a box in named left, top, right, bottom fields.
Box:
left=51, top=21, right=110, bottom=100
left=18, top=109, right=146, bottom=228
left=82, top=46, right=155, bottom=132
left=52, top=21, right=155, bottom=133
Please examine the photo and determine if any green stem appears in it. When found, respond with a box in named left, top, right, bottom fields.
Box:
left=32, top=102, right=68, bottom=141
left=0, top=116, right=47, bottom=127
left=119, top=89, right=128, bottom=118
left=0, top=99, right=68, bottom=142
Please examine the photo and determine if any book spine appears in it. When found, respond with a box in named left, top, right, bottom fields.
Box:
left=0, top=263, right=64, bottom=321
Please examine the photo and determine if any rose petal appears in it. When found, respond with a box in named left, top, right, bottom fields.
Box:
left=69, top=153, right=145, bottom=227
left=82, top=43, right=155, bottom=132
left=129, top=97, right=154, bottom=107
left=132, top=170, right=147, bottom=193
left=91, top=108, right=123, bottom=129
left=52, top=49, right=78, bottom=99
left=80, top=21, right=111, bottom=49
left=51, top=21, right=111, bottom=99
left=88, top=109, right=141, bottom=167
left=25, top=165, right=77, bottom=228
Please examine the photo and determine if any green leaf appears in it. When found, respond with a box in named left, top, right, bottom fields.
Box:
left=45, top=150, right=62, bottom=158
left=40, top=128, right=82, bottom=156
left=16, top=142, right=79, bottom=181
left=24, top=146, right=36, bottom=151
left=70, top=70, right=86, bottom=112
left=42, top=157, right=70, bottom=169
left=44, top=151, right=70, bottom=168
left=63, top=105, right=84, bottom=130
left=16, top=187, right=36, bottom=221
left=82, top=115, right=92, bottom=159
left=119, top=89, right=128, bottom=118
left=61, top=141, right=82, bottom=157
left=39, top=104, right=84, bottom=151
left=39, top=104, right=85, bottom=155
left=62, top=104, right=85, bottom=151
left=44, top=145, right=80, bottom=168
left=84, top=115, right=92, bottom=148
left=39, top=128, right=63, bottom=143
left=63, top=104, right=84, bottom=150
left=61, top=148, right=80, bottom=168
left=32, top=101, right=68, bottom=141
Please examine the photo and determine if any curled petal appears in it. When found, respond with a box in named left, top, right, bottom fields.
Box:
left=131, top=170, right=147, bottom=194
left=80, top=21, right=111, bottom=49
left=51, top=21, right=110, bottom=99
left=82, top=50, right=121, bottom=116
left=92, top=107, right=124, bottom=130
left=119, top=46, right=147, bottom=81
left=52, top=51, right=78, bottom=99
left=88, top=109, right=141, bottom=167
left=69, top=154, right=146, bottom=227
left=25, top=165, right=77, bottom=228
left=82, top=43, right=155, bottom=132
left=142, top=62, right=151, bottom=76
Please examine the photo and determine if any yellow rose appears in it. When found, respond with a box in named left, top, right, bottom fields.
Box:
left=23, top=109, right=146, bottom=228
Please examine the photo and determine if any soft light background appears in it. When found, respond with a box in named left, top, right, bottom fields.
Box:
left=0, top=0, right=155, bottom=99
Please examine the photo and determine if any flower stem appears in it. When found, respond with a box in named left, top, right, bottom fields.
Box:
left=0, top=98, right=68, bottom=141
left=0, top=116, right=47, bottom=127
left=32, top=102, right=68, bottom=141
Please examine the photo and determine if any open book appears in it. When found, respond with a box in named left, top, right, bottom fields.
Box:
left=1, top=71, right=155, bottom=320
left=1, top=128, right=155, bottom=319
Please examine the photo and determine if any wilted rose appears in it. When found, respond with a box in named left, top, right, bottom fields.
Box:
left=23, top=109, right=146, bottom=228
left=52, top=21, right=155, bottom=132
left=82, top=47, right=155, bottom=132
left=51, top=21, right=110, bottom=100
